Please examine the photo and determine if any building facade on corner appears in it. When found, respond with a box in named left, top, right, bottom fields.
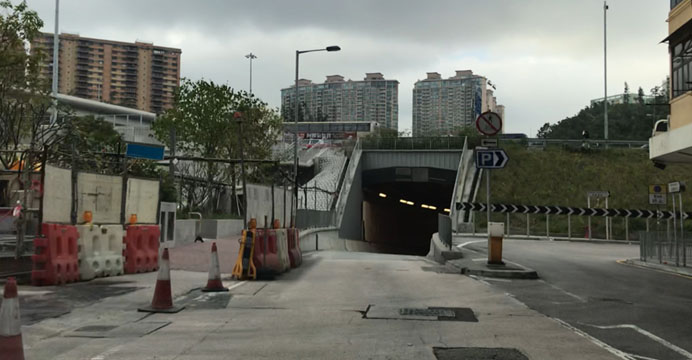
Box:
left=649, top=0, right=692, bottom=163
left=412, top=70, right=504, bottom=137
left=280, top=73, right=399, bottom=131
left=31, top=33, right=181, bottom=114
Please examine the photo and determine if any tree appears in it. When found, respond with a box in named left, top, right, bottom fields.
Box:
left=48, top=115, right=123, bottom=173
left=623, top=82, right=630, bottom=104
left=637, top=87, right=645, bottom=105
left=0, top=1, right=58, bottom=169
left=152, top=78, right=282, bottom=213
left=538, top=80, right=670, bottom=141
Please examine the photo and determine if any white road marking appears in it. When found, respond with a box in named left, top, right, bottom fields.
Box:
left=471, top=258, right=487, bottom=262
left=456, top=240, right=485, bottom=249
left=226, top=281, right=247, bottom=291
left=538, top=279, right=587, bottom=303
left=553, top=318, right=636, bottom=360
left=587, top=324, right=692, bottom=359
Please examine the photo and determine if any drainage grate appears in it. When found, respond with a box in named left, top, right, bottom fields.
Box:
left=74, top=325, right=118, bottom=332
left=433, top=347, right=529, bottom=360
left=399, top=308, right=455, bottom=318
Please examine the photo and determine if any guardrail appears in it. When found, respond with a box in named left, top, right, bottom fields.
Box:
left=359, top=136, right=646, bottom=150
left=524, top=138, right=647, bottom=149
left=361, top=137, right=466, bottom=150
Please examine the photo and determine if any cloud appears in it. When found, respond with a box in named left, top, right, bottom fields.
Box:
left=26, top=0, right=671, bottom=136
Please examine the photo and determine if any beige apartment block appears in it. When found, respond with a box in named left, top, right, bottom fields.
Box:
left=412, top=70, right=504, bottom=137
left=650, top=0, right=692, bottom=162
left=31, top=33, right=181, bottom=114
left=281, top=73, right=399, bottom=131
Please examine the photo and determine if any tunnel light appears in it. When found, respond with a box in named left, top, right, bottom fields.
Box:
left=428, top=205, right=437, bottom=211
left=400, top=199, right=408, bottom=204
left=406, top=201, right=414, bottom=206
left=444, top=208, right=451, bottom=213
left=379, top=193, right=387, bottom=198
left=421, top=204, right=429, bottom=209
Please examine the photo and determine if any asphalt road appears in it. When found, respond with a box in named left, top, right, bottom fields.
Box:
left=463, top=239, right=692, bottom=360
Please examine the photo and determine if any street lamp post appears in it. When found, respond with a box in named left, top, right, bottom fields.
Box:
left=293, top=46, right=340, bottom=225
left=51, top=0, right=60, bottom=124
left=245, top=53, right=257, bottom=95
left=603, top=1, right=609, bottom=144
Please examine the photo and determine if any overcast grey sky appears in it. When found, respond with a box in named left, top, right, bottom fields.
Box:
left=26, top=0, right=669, bottom=136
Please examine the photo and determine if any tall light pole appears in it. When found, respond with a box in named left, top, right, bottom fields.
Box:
left=245, top=53, right=257, bottom=95
left=50, top=0, right=60, bottom=124
left=603, top=1, right=609, bottom=143
left=293, top=46, right=340, bottom=224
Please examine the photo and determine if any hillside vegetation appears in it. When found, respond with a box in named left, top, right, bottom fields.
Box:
left=475, top=145, right=692, bottom=239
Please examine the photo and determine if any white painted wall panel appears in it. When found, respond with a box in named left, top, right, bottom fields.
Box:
left=125, top=178, right=159, bottom=224
left=77, top=173, right=122, bottom=224
left=43, top=165, right=72, bottom=224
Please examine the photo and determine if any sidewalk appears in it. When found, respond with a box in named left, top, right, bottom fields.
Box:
left=15, top=251, right=623, bottom=359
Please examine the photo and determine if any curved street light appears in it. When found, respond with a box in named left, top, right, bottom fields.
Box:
left=293, top=46, right=341, bottom=224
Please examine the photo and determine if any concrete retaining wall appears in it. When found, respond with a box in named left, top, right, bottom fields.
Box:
left=296, top=210, right=334, bottom=229
left=200, top=219, right=244, bottom=239
left=299, top=227, right=376, bottom=253
left=175, top=219, right=198, bottom=246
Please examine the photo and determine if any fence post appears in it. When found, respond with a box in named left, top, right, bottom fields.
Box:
left=526, top=214, right=530, bottom=237
left=568, top=214, right=572, bottom=239
left=546, top=215, right=550, bottom=239
left=506, top=213, right=510, bottom=237
left=625, top=217, right=629, bottom=242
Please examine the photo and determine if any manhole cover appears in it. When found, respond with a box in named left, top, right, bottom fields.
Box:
left=366, top=306, right=477, bottom=322
left=74, top=325, right=118, bottom=332
left=433, top=347, right=529, bottom=360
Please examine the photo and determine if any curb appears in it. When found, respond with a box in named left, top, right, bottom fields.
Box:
left=446, top=250, right=539, bottom=280
left=620, top=259, right=692, bottom=278
left=453, top=234, right=638, bottom=245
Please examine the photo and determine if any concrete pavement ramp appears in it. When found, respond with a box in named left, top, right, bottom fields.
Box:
left=168, top=237, right=240, bottom=273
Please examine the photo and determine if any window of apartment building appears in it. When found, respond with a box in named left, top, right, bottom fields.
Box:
left=672, top=36, right=692, bottom=98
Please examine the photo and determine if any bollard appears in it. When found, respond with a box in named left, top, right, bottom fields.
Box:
left=316, top=233, right=319, bottom=251
left=487, top=222, right=505, bottom=265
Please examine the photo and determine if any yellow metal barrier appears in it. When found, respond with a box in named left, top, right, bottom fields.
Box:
left=232, top=229, right=257, bottom=280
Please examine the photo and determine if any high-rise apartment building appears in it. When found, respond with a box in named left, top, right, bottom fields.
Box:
left=281, top=73, right=399, bottom=130
left=31, top=33, right=181, bottom=114
left=412, top=70, right=504, bottom=136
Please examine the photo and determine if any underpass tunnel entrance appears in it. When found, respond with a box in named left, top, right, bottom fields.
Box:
left=362, top=167, right=455, bottom=256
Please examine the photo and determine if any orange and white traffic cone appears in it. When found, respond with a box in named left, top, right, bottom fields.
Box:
left=0, top=277, right=24, bottom=360
left=138, top=248, right=185, bottom=313
left=202, top=243, right=228, bottom=292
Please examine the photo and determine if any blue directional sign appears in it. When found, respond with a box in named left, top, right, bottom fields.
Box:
left=476, top=149, right=509, bottom=169
left=125, top=143, right=165, bottom=161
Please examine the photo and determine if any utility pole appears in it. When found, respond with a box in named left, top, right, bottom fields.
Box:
left=603, top=1, right=609, bottom=144
left=51, top=0, right=60, bottom=124
left=245, top=53, right=257, bottom=95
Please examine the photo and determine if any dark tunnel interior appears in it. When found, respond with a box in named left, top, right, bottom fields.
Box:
left=361, top=168, right=455, bottom=256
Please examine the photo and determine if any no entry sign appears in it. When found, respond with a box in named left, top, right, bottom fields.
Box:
left=476, top=111, right=503, bottom=136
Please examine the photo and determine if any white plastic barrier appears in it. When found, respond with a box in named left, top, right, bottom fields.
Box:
left=276, top=229, right=291, bottom=272
left=77, top=225, right=125, bottom=280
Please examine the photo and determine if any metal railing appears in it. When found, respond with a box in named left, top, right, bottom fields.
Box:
left=449, top=137, right=469, bottom=232
left=640, top=231, right=692, bottom=267
left=525, top=138, right=647, bottom=149
left=361, top=137, right=466, bottom=150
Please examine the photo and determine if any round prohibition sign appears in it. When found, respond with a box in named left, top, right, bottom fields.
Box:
left=476, top=111, right=503, bottom=136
